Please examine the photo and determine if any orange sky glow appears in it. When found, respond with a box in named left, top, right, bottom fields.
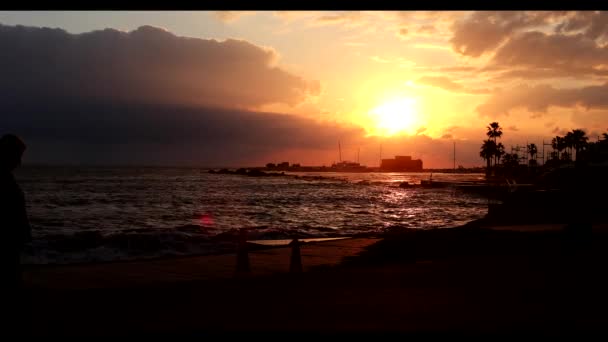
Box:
left=1, top=11, right=607, bottom=167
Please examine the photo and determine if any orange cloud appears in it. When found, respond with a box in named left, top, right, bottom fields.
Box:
left=477, top=82, right=608, bottom=117
left=417, top=76, right=491, bottom=94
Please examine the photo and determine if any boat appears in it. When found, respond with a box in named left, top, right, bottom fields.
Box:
left=330, top=141, right=368, bottom=172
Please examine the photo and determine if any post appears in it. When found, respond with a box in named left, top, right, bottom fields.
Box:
left=289, top=238, right=303, bottom=273
left=453, top=141, right=456, bottom=173
left=236, top=228, right=250, bottom=275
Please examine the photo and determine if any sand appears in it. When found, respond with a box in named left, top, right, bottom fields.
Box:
left=20, top=225, right=608, bottom=336
left=24, top=238, right=380, bottom=289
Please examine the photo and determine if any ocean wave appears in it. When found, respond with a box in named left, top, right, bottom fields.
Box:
left=18, top=167, right=487, bottom=264
left=22, top=224, right=376, bottom=265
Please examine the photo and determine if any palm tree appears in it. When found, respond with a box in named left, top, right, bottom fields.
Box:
left=551, top=136, right=566, bottom=160
left=564, top=131, right=574, bottom=161
left=502, top=153, right=519, bottom=168
left=527, top=143, right=538, bottom=166
left=486, top=122, right=503, bottom=144
left=480, top=139, right=497, bottom=175
left=501, top=152, right=520, bottom=178
left=496, top=142, right=505, bottom=166
left=570, top=129, right=588, bottom=160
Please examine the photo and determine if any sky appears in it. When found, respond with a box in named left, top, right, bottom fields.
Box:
left=1, top=11, right=607, bottom=168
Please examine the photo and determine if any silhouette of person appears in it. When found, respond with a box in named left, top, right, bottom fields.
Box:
left=0, top=134, right=31, bottom=321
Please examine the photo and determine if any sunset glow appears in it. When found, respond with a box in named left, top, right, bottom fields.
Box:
left=1, top=11, right=608, bottom=168
left=369, top=98, right=420, bottom=136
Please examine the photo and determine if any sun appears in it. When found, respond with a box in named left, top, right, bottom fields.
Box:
left=369, top=97, right=420, bottom=136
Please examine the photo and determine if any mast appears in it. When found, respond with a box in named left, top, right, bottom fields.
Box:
left=543, top=138, right=545, bottom=166
left=338, top=141, right=342, bottom=162
left=379, top=143, right=382, bottom=167
left=453, top=141, right=456, bottom=172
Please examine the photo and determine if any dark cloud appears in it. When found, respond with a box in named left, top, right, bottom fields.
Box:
left=2, top=100, right=362, bottom=166
left=417, top=76, right=490, bottom=94
left=0, top=23, right=319, bottom=110
left=0, top=23, right=348, bottom=166
left=441, top=134, right=453, bottom=139
left=398, top=27, right=408, bottom=37
left=450, top=11, right=569, bottom=57
left=507, top=125, right=519, bottom=131
left=477, top=82, right=608, bottom=117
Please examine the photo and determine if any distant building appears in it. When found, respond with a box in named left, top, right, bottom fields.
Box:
left=278, top=162, right=290, bottom=168
left=380, top=156, right=423, bottom=171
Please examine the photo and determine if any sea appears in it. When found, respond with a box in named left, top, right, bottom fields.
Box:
left=16, top=166, right=489, bottom=264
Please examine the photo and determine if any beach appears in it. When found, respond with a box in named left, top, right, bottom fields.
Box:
left=22, top=222, right=608, bottom=336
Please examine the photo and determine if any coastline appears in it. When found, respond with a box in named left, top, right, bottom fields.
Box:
left=22, top=218, right=608, bottom=336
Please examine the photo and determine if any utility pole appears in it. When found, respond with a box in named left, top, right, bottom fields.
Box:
left=453, top=141, right=456, bottom=173
left=542, top=140, right=552, bottom=165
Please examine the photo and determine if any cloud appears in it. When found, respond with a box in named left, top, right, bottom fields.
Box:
left=441, top=134, right=453, bottom=139
left=0, top=24, right=319, bottom=110
left=418, top=76, right=464, bottom=92
left=213, top=11, right=254, bottom=23
left=0, top=23, right=341, bottom=166
left=439, top=66, right=478, bottom=72
left=507, top=125, right=519, bottom=131
left=398, top=27, right=408, bottom=39
left=551, top=127, right=570, bottom=135
left=476, top=82, right=608, bottom=117
left=2, top=100, right=363, bottom=166
left=491, top=31, right=608, bottom=76
left=416, top=76, right=491, bottom=94
left=447, top=11, right=608, bottom=83
left=2, top=93, right=489, bottom=168
left=416, top=127, right=427, bottom=135
left=417, top=25, right=437, bottom=35
left=370, top=55, right=390, bottom=63
left=449, top=11, right=570, bottom=57
left=555, top=11, right=608, bottom=40
left=313, top=12, right=364, bottom=27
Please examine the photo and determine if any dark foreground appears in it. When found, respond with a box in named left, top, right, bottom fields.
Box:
left=19, top=222, right=608, bottom=337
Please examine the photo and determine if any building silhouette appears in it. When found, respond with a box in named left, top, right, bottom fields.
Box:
left=380, top=156, right=423, bottom=171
